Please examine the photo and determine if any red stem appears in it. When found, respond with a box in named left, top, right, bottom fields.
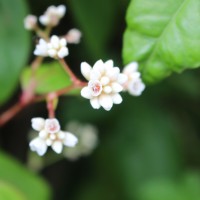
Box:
left=59, top=59, right=80, bottom=83
left=0, top=58, right=87, bottom=126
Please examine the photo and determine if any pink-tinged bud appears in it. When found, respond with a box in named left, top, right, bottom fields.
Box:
left=24, top=15, right=37, bottom=30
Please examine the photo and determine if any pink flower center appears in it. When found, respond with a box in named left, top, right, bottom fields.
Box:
left=88, top=80, right=102, bottom=96
left=45, top=119, right=60, bottom=134
left=49, top=122, right=57, bottom=132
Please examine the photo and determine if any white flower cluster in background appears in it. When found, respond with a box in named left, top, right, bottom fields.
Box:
left=81, top=60, right=127, bottom=111
left=39, top=5, right=66, bottom=27
left=80, top=60, right=145, bottom=110
left=24, top=5, right=66, bottom=30
left=63, top=121, right=98, bottom=160
left=122, top=62, right=145, bottom=96
left=29, top=118, right=78, bottom=156
left=34, top=35, right=68, bottom=59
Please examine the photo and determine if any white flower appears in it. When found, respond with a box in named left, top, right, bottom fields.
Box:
left=39, top=5, right=66, bottom=27
left=33, top=35, right=68, bottom=59
left=64, top=121, right=98, bottom=160
left=122, top=62, right=145, bottom=96
left=24, top=15, right=37, bottom=30
left=29, top=118, right=78, bottom=156
left=81, top=60, right=127, bottom=111
left=34, top=38, right=49, bottom=56
left=66, top=28, right=82, bottom=44
left=47, top=35, right=68, bottom=59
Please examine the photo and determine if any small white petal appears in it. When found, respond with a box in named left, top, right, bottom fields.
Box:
left=39, top=15, right=49, bottom=25
left=51, top=35, right=60, bottom=49
left=106, top=67, right=120, bottom=80
left=93, top=60, right=104, bottom=73
left=81, top=87, right=92, bottom=99
left=51, top=141, right=63, bottom=154
left=29, top=137, right=47, bottom=156
left=99, top=95, right=113, bottom=111
left=104, top=60, right=113, bottom=68
left=48, top=49, right=57, bottom=58
left=45, top=118, right=60, bottom=134
left=111, top=82, right=123, bottom=93
left=57, top=47, right=69, bottom=58
left=130, top=72, right=141, bottom=80
left=39, top=130, right=48, bottom=139
left=112, top=93, right=122, bottom=104
left=59, top=38, right=67, bottom=46
left=128, top=79, right=145, bottom=96
left=90, top=98, right=101, bottom=109
left=81, top=62, right=92, bottom=80
left=58, top=131, right=65, bottom=140
left=64, top=132, right=78, bottom=147
left=49, top=133, right=56, bottom=140
left=34, top=39, right=48, bottom=56
left=118, top=74, right=128, bottom=84
left=100, top=76, right=110, bottom=85
left=31, top=117, right=45, bottom=131
left=46, top=139, right=53, bottom=146
left=103, top=86, right=112, bottom=94
left=57, top=5, right=66, bottom=17
left=123, top=62, right=138, bottom=74
left=90, top=70, right=101, bottom=80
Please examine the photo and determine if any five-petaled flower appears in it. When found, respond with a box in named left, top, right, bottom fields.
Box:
left=34, top=35, right=69, bottom=59
left=80, top=60, right=127, bottom=111
left=39, top=5, right=66, bottom=27
left=122, top=62, right=145, bottom=96
left=29, top=118, right=78, bottom=156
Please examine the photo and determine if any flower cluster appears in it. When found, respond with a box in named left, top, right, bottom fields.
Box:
left=29, top=118, right=78, bottom=156
left=34, top=35, right=68, bottom=59
left=39, top=5, right=66, bottom=27
left=81, top=60, right=127, bottom=111
left=24, top=5, right=66, bottom=30
left=63, top=121, right=98, bottom=160
left=80, top=60, right=145, bottom=110
left=122, top=62, right=145, bottom=96
left=23, top=4, right=146, bottom=158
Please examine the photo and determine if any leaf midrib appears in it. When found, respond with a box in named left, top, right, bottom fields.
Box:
left=142, top=0, right=189, bottom=74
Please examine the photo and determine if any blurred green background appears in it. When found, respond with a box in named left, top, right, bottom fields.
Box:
left=0, top=0, right=200, bottom=200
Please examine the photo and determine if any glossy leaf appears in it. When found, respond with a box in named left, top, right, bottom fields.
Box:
left=21, top=62, right=72, bottom=94
left=123, top=0, right=200, bottom=83
left=0, top=0, right=30, bottom=104
left=0, top=151, right=51, bottom=200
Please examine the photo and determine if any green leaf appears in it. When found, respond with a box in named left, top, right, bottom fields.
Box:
left=21, top=62, right=72, bottom=94
left=0, top=0, right=30, bottom=105
left=0, top=151, right=51, bottom=200
left=123, top=0, right=200, bottom=83
left=0, top=181, right=26, bottom=200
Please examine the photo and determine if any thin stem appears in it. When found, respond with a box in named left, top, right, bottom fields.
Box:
left=47, top=100, right=55, bottom=118
left=0, top=57, right=87, bottom=126
left=59, top=59, right=79, bottom=83
left=34, top=26, right=49, bottom=41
